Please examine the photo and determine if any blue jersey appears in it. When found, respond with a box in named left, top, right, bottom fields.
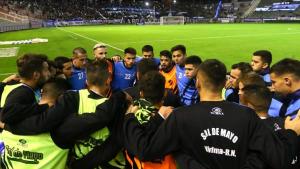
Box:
left=225, top=88, right=239, bottom=103
left=271, top=89, right=300, bottom=119
left=69, top=66, right=86, bottom=90
left=111, top=61, right=137, bottom=92
left=268, top=98, right=283, bottom=117
left=176, top=65, right=199, bottom=106
left=135, top=57, right=160, bottom=66
left=285, top=89, right=300, bottom=119
left=260, top=69, right=272, bottom=86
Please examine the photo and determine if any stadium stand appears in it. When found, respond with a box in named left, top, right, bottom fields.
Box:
left=248, top=0, right=300, bottom=19
left=1, top=0, right=300, bottom=30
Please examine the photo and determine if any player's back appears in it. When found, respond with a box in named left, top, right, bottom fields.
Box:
left=173, top=101, right=269, bottom=169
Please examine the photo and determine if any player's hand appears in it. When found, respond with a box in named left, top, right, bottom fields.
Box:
left=285, top=109, right=300, bottom=135
left=124, top=92, right=133, bottom=104
left=39, top=98, right=55, bottom=107
left=2, top=74, right=20, bottom=83
left=126, top=104, right=139, bottom=115
left=225, top=79, right=232, bottom=89
left=0, top=121, right=5, bottom=129
left=112, top=55, right=121, bottom=62
left=158, top=106, right=174, bottom=119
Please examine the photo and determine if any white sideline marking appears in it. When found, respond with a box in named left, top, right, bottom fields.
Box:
left=68, top=34, right=78, bottom=40
left=55, top=26, right=123, bottom=52
left=0, top=73, right=15, bottom=76
left=111, top=31, right=300, bottom=45
left=0, top=47, right=19, bottom=57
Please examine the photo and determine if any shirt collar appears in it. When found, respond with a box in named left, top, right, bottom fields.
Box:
left=88, top=89, right=105, bottom=99
left=260, top=68, right=270, bottom=76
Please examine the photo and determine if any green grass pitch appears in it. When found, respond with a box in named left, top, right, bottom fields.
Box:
left=0, top=23, right=299, bottom=80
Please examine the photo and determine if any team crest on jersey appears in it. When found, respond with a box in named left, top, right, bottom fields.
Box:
left=18, top=139, right=28, bottom=148
left=273, top=123, right=282, bottom=131
left=210, top=107, right=224, bottom=115
left=291, top=156, right=298, bottom=165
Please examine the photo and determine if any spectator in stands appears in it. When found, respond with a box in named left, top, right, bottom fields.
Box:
left=225, top=62, right=252, bottom=103
left=159, top=50, right=177, bottom=94
left=69, top=47, right=87, bottom=90
left=251, top=50, right=272, bottom=86
left=54, top=56, right=72, bottom=79
left=270, top=58, right=300, bottom=118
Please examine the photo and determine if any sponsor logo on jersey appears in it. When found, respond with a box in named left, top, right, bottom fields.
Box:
left=210, top=107, right=224, bottom=116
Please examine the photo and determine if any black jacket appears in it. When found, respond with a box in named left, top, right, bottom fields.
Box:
left=124, top=101, right=298, bottom=169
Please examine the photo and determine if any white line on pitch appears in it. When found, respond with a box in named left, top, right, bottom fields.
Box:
left=55, top=26, right=123, bottom=52
left=111, top=31, right=300, bottom=45
left=0, top=72, right=15, bottom=76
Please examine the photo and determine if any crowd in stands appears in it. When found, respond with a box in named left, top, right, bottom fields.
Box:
left=0, top=42, right=299, bottom=169
left=1, top=0, right=239, bottom=21
left=249, top=0, right=300, bottom=19
left=2, top=0, right=300, bottom=22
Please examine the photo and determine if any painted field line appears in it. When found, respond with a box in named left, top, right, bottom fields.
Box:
left=111, top=31, right=300, bottom=45
left=0, top=72, right=15, bottom=76
left=56, top=26, right=123, bottom=52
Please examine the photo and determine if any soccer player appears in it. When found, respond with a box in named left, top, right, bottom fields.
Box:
left=1, top=60, right=130, bottom=169
left=124, top=59, right=300, bottom=169
left=69, top=47, right=87, bottom=90
left=270, top=58, right=300, bottom=118
left=251, top=50, right=272, bottom=86
left=240, top=85, right=299, bottom=169
left=182, top=55, right=202, bottom=105
left=93, top=43, right=108, bottom=61
left=125, top=71, right=177, bottom=169
left=238, top=72, right=283, bottom=117
left=124, top=58, right=181, bottom=108
left=47, top=60, right=57, bottom=78
left=0, top=55, right=72, bottom=169
left=241, top=85, right=275, bottom=119
left=111, top=47, right=137, bottom=92
left=40, top=78, right=71, bottom=106
left=54, top=56, right=73, bottom=79
left=93, top=43, right=115, bottom=96
left=139, top=45, right=160, bottom=65
left=1, top=78, right=71, bottom=169
left=159, top=50, right=177, bottom=94
left=171, top=45, right=199, bottom=105
left=225, top=62, right=252, bottom=103
left=0, top=54, right=51, bottom=124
